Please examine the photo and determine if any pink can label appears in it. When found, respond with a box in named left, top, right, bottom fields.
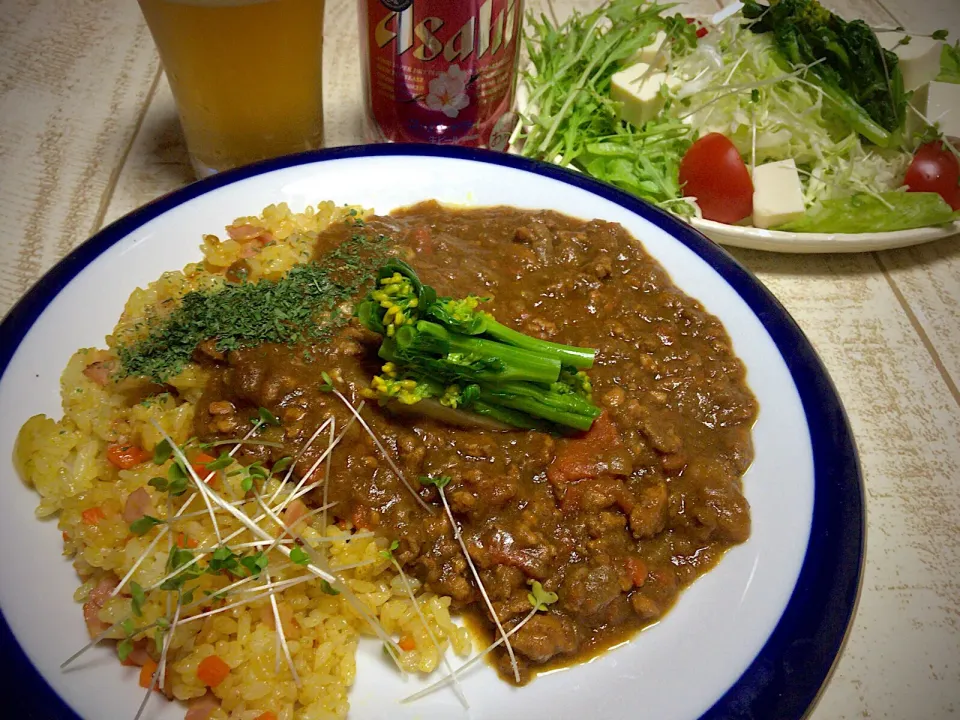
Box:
left=362, top=0, right=524, bottom=149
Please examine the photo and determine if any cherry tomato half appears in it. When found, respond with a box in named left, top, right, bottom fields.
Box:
left=679, top=133, right=754, bottom=224
left=904, top=141, right=960, bottom=211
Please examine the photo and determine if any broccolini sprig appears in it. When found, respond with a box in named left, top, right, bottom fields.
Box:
left=742, top=0, right=907, bottom=147
left=356, top=260, right=600, bottom=432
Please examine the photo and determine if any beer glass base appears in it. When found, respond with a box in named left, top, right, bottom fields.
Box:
left=190, top=156, right=219, bottom=180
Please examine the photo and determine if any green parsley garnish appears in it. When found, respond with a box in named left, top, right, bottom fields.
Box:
left=117, top=233, right=391, bottom=381
left=289, top=547, right=310, bottom=565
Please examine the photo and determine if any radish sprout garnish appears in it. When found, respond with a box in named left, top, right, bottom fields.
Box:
left=381, top=540, right=470, bottom=709
left=64, top=401, right=441, bottom=702
left=266, top=567, right=301, bottom=684
left=403, top=580, right=559, bottom=703
left=330, top=386, right=434, bottom=513
left=133, top=590, right=183, bottom=720
left=419, top=474, right=521, bottom=683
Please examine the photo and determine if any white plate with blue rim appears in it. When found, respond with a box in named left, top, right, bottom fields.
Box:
left=0, top=145, right=863, bottom=720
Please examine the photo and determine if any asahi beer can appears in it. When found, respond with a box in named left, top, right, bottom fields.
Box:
left=359, top=0, right=524, bottom=150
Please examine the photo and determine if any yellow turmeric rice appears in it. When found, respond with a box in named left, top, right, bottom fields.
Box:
left=14, top=201, right=471, bottom=720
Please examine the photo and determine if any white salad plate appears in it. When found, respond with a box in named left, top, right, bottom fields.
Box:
left=692, top=216, right=960, bottom=253
left=0, top=146, right=864, bottom=720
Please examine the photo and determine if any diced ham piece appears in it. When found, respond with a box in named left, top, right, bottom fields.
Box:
left=82, top=576, right=118, bottom=638
left=123, top=487, right=154, bottom=523
left=184, top=693, right=220, bottom=720
left=120, top=638, right=153, bottom=667
left=227, top=224, right=274, bottom=245
left=259, top=601, right=300, bottom=639
left=226, top=224, right=265, bottom=241
left=282, top=498, right=309, bottom=530
left=82, top=360, right=114, bottom=386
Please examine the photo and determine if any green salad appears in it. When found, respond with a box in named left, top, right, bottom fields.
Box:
left=517, top=0, right=960, bottom=234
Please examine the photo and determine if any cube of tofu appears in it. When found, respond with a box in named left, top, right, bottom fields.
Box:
left=876, top=31, right=942, bottom=91
left=626, top=30, right=668, bottom=68
left=751, top=159, right=806, bottom=229
left=611, top=62, right=679, bottom=129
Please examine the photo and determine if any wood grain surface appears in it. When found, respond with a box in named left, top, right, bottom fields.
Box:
left=0, top=0, right=159, bottom=316
left=1, top=1, right=959, bottom=718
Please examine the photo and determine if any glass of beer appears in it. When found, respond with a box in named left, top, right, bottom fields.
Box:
left=137, top=0, right=325, bottom=178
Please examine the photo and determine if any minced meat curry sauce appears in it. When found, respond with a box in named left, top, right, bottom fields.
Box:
left=195, top=202, right=758, bottom=684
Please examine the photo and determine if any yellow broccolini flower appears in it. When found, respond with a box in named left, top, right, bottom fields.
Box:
left=370, top=272, right=420, bottom=337
left=364, top=374, right=432, bottom=405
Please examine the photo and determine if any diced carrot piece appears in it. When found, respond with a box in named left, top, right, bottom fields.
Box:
left=62, top=531, right=70, bottom=541
left=398, top=635, right=416, bottom=652
left=139, top=658, right=158, bottom=689
left=107, top=444, right=150, bottom=470
left=176, top=533, right=199, bottom=549
left=191, top=452, right=218, bottom=486
left=82, top=507, right=106, bottom=525
left=626, top=557, right=648, bottom=588
left=197, top=654, right=231, bottom=687
left=351, top=505, right=370, bottom=531
left=192, top=451, right=216, bottom=465
left=254, top=713, right=278, bottom=720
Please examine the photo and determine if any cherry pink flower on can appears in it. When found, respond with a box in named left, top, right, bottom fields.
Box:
left=426, top=64, right=471, bottom=118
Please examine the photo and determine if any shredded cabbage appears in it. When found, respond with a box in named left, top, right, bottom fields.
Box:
left=666, top=21, right=912, bottom=207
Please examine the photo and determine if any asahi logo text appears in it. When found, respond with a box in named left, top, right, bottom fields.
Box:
left=375, top=0, right=520, bottom=62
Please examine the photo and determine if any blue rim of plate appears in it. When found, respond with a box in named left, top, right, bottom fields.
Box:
left=0, top=144, right=864, bottom=720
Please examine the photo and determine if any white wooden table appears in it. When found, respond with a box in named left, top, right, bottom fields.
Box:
left=1, top=1, right=958, bottom=718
